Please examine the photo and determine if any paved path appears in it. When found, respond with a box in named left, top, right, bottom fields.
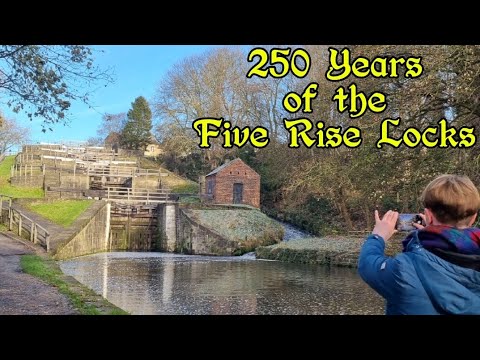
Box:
left=0, top=232, right=76, bottom=315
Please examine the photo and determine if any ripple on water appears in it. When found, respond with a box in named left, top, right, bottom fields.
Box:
left=60, top=252, right=385, bottom=315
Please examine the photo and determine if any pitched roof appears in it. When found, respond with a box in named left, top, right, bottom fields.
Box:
left=206, top=158, right=244, bottom=177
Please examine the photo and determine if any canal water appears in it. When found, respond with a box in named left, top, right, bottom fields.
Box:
left=60, top=251, right=385, bottom=315
left=60, top=220, right=385, bottom=315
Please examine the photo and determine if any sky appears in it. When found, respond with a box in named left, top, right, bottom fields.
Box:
left=2, top=45, right=222, bottom=145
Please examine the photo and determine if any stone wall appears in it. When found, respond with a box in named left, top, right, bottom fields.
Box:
left=10, top=176, right=44, bottom=187
left=60, top=174, right=89, bottom=189
left=132, top=175, right=160, bottom=190
left=53, top=203, right=111, bottom=260
left=176, top=208, right=237, bottom=255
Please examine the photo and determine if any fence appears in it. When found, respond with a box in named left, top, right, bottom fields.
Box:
left=0, top=153, right=5, bottom=163
left=106, top=187, right=171, bottom=204
left=0, top=194, right=50, bottom=249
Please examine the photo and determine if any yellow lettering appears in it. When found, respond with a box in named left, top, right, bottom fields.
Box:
left=352, top=57, right=370, bottom=78
left=421, top=127, right=438, bottom=147
left=403, top=128, right=421, bottom=148
left=332, top=87, right=349, bottom=113
left=250, top=128, right=269, bottom=148
left=325, top=127, right=342, bottom=147
left=439, top=119, right=458, bottom=147
left=284, top=118, right=315, bottom=148
left=405, top=57, right=423, bottom=78
left=388, top=58, right=405, bottom=77
left=376, top=118, right=402, bottom=148
left=283, top=91, right=302, bottom=113
left=349, top=84, right=367, bottom=118
left=192, top=118, right=223, bottom=148
left=343, top=127, right=362, bottom=148
left=315, top=121, right=325, bottom=147
left=368, top=93, right=387, bottom=113
left=371, top=57, right=388, bottom=77
left=301, top=83, right=319, bottom=113
left=459, top=127, right=476, bottom=147
left=326, top=48, right=351, bottom=81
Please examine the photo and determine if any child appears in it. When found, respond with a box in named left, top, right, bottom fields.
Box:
left=358, top=174, right=480, bottom=315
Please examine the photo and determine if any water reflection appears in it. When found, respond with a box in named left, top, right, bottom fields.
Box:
left=60, top=252, right=385, bottom=315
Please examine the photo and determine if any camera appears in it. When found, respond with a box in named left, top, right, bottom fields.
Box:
left=396, top=213, right=424, bottom=232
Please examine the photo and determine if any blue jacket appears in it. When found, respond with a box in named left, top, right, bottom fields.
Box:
left=358, top=232, right=480, bottom=315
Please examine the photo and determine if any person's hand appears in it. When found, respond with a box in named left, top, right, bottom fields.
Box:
left=372, top=210, right=399, bottom=241
left=412, top=213, right=427, bottom=230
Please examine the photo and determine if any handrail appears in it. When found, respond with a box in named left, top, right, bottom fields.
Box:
left=106, top=187, right=171, bottom=204
left=0, top=196, right=51, bottom=249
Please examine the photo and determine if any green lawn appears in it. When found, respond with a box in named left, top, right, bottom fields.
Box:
left=0, top=156, right=44, bottom=198
left=26, top=200, right=94, bottom=227
left=20, top=255, right=128, bottom=315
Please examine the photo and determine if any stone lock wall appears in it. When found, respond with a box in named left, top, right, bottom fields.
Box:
left=54, top=203, right=111, bottom=260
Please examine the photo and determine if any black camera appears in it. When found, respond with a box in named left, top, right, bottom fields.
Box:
left=396, top=213, right=424, bottom=232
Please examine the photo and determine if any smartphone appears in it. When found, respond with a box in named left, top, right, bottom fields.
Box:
left=396, top=213, right=424, bottom=232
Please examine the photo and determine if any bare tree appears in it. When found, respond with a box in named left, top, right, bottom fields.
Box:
left=0, top=112, right=30, bottom=154
left=97, top=112, right=127, bottom=140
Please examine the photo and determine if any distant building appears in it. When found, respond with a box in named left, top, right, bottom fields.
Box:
left=144, top=142, right=163, bottom=158
left=204, top=158, right=260, bottom=208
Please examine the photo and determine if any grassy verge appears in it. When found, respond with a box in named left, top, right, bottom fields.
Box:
left=255, top=235, right=404, bottom=267
left=20, top=255, right=128, bottom=315
left=25, top=199, right=93, bottom=227
left=186, top=208, right=284, bottom=255
left=0, top=156, right=44, bottom=198
left=171, top=182, right=200, bottom=193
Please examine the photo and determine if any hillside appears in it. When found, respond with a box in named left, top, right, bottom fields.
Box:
left=138, top=157, right=199, bottom=193
left=0, top=156, right=44, bottom=198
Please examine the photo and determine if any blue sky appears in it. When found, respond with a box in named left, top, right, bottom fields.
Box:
left=3, top=45, right=222, bottom=144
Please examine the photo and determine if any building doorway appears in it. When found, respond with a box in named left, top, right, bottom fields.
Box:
left=233, top=183, right=243, bottom=204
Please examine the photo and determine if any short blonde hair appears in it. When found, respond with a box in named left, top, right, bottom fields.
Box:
left=421, top=174, right=480, bottom=225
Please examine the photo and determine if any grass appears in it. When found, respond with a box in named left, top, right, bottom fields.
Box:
left=20, top=255, right=128, bottom=315
left=0, top=156, right=44, bottom=198
left=187, top=208, right=284, bottom=251
left=26, top=199, right=94, bottom=227
left=171, top=182, right=200, bottom=193
left=0, top=223, right=7, bottom=232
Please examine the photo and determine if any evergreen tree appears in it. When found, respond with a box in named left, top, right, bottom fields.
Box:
left=121, top=96, right=153, bottom=150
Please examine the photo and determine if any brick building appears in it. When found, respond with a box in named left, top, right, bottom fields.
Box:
left=204, top=158, right=260, bottom=208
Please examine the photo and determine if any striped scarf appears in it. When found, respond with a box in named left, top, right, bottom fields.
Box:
left=402, top=225, right=480, bottom=255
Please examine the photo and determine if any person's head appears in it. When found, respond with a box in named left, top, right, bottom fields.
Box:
left=421, top=174, right=480, bottom=228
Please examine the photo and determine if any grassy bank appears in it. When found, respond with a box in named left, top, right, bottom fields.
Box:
left=25, top=199, right=94, bottom=227
left=0, top=156, right=44, bottom=198
left=186, top=208, right=284, bottom=254
left=20, top=255, right=128, bottom=315
left=255, top=235, right=404, bottom=267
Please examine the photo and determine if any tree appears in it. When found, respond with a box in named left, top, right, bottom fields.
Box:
left=97, top=112, right=127, bottom=140
left=120, top=96, right=152, bottom=150
left=0, top=45, right=113, bottom=131
left=0, top=112, right=30, bottom=154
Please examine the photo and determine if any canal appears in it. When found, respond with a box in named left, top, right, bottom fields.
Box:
left=60, top=251, right=385, bottom=315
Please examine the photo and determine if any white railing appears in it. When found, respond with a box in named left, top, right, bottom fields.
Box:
left=106, top=187, right=171, bottom=204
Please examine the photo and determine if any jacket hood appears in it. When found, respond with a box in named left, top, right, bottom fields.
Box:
left=405, top=232, right=480, bottom=314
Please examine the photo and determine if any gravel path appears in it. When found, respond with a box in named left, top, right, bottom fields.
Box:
left=0, top=232, right=76, bottom=315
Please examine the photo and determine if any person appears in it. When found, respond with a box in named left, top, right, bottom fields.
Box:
left=358, top=174, right=480, bottom=315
